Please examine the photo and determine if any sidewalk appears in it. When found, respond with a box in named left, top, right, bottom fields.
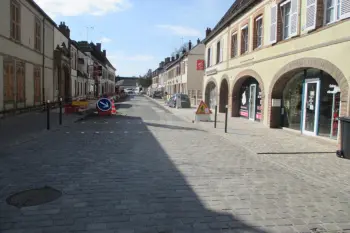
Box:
left=0, top=100, right=96, bottom=149
left=147, top=96, right=350, bottom=193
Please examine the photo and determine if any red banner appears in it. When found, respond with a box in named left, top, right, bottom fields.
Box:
left=196, top=60, right=204, bottom=70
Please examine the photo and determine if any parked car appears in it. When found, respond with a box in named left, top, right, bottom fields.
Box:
left=152, top=91, right=163, bottom=98
left=167, top=94, right=191, bottom=108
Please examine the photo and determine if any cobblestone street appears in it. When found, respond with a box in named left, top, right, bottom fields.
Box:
left=1, top=96, right=350, bottom=233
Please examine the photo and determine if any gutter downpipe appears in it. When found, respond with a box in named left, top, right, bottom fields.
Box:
left=42, top=17, right=46, bottom=104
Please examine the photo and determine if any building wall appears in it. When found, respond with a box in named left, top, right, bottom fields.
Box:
left=187, top=44, right=205, bottom=91
left=0, top=0, right=55, bottom=111
left=53, top=27, right=68, bottom=49
left=203, top=0, right=350, bottom=142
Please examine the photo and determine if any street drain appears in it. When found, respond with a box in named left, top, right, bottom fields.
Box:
left=6, top=186, right=62, bottom=208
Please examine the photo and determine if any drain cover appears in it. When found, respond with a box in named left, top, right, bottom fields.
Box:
left=6, top=186, right=62, bottom=208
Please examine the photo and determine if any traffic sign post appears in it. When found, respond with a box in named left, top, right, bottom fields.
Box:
left=96, top=98, right=112, bottom=116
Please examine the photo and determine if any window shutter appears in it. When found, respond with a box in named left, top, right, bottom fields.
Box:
left=305, top=0, right=317, bottom=31
left=270, top=4, right=277, bottom=44
left=340, top=0, right=350, bottom=19
left=290, top=0, right=299, bottom=36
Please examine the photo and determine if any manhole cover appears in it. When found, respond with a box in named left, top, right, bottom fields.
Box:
left=6, top=186, right=62, bottom=208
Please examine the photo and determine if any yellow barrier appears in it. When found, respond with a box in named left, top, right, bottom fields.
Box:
left=72, top=101, right=89, bottom=107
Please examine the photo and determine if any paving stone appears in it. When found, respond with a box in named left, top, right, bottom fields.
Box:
left=1, top=96, right=350, bottom=233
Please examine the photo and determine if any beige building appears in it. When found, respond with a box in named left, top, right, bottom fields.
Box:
left=166, top=40, right=205, bottom=105
left=203, top=0, right=350, bottom=141
left=0, top=0, right=55, bottom=113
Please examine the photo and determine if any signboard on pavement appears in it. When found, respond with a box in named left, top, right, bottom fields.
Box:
left=97, top=98, right=112, bottom=112
left=196, top=101, right=212, bottom=115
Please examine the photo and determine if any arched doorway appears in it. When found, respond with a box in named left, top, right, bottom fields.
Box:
left=219, top=79, right=229, bottom=113
left=270, top=64, right=348, bottom=140
left=232, top=75, right=263, bottom=122
left=205, top=81, right=217, bottom=109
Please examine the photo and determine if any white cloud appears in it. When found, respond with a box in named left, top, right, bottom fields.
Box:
left=34, top=0, right=132, bottom=17
left=156, top=24, right=202, bottom=37
left=99, top=37, right=112, bottom=43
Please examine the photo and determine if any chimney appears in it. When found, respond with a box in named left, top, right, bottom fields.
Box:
left=165, top=57, right=171, bottom=63
left=176, top=54, right=180, bottom=60
left=188, top=40, right=192, bottom=50
left=59, top=22, right=70, bottom=39
left=197, top=38, right=201, bottom=44
left=206, top=27, right=212, bottom=37
left=171, top=56, right=175, bottom=61
left=96, top=43, right=101, bottom=51
left=160, top=61, right=165, bottom=67
left=103, top=49, right=106, bottom=57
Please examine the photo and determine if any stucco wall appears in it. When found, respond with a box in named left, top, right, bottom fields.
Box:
left=204, top=0, right=350, bottom=127
left=0, top=56, right=3, bottom=111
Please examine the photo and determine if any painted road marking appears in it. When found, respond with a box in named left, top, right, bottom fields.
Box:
left=124, top=131, right=128, bottom=134
left=95, top=132, right=99, bottom=134
left=81, top=132, right=85, bottom=134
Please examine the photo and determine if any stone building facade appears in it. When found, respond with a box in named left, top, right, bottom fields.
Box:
left=203, top=0, right=350, bottom=141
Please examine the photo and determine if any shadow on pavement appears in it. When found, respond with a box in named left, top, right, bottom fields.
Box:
left=0, top=115, right=268, bottom=233
left=146, top=122, right=207, bottom=132
left=116, top=103, right=133, bottom=109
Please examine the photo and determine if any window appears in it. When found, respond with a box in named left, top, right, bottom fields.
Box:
left=216, top=40, right=222, bottom=64
left=231, top=33, right=238, bottom=58
left=255, top=16, right=263, bottom=48
left=325, top=0, right=341, bottom=23
left=281, top=1, right=292, bottom=40
left=34, top=18, right=41, bottom=51
left=34, top=67, right=41, bottom=102
left=207, top=48, right=211, bottom=67
left=10, top=0, right=21, bottom=41
left=241, top=25, right=249, bottom=54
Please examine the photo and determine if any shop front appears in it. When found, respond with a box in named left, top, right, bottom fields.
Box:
left=238, top=78, right=262, bottom=121
left=282, top=68, right=340, bottom=139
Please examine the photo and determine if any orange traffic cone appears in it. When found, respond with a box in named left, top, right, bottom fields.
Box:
left=110, top=98, right=117, bottom=115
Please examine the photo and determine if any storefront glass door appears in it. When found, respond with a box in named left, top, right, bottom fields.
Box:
left=302, top=79, right=320, bottom=135
left=249, top=84, right=256, bottom=120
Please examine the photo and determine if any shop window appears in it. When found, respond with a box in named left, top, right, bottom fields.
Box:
left=231, top=33, right=238, bottom=58
left=283, top=71, right=304, bottom=130
left=282, top=68, right=340, bottom=139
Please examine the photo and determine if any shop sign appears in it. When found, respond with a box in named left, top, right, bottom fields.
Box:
left=196, top=60, right=205, bottom=70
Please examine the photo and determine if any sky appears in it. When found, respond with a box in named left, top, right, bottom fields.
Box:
left=34, top=0, right=233, bottom=77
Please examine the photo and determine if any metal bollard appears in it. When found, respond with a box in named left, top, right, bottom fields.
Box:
left=59, top=98, right=63, bottom=125
left=225, top=105, right=228, bottom=133
left=47, top=100, right=51, bottom=130
left=214, top=105, right=217, bottom=128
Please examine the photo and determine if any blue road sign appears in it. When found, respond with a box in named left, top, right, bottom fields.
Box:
left=97, top=98, right=112, bottom=112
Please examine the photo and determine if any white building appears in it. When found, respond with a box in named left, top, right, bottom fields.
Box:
left=0, top=0, right=55, bottom=113
left=165, top=40, right=205, bottom=105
